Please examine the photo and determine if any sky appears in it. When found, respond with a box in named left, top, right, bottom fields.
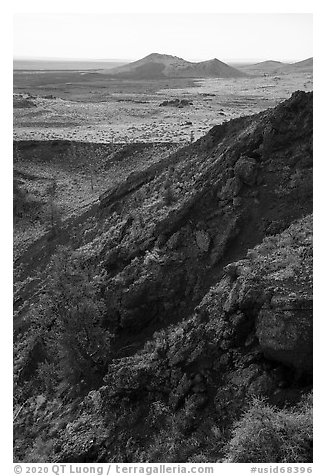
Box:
left=13, top=13, right=312, bottom=63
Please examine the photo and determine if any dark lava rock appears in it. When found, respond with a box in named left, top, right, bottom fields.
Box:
left=159, top=98, right=193, bottom=107
left=234, top=156, right=258, bottom=186
left=256, top=295, right=313, bottom=375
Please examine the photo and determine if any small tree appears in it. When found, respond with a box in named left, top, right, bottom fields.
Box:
left=44, top=247, right=111, bottom=388
left=13, top=180, right=28, bottom=219
left=46, top=177, right=61, bottom=236
left=89, top=161, right=95, bottom=191
left=162, top=167, right=175, bottom=206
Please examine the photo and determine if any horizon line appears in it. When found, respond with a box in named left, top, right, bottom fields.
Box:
left=13, top=54, right=312, bottom=64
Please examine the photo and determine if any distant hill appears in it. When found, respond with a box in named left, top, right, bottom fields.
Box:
left=106, top=53, right=247, bottom=79
left=237, top=60, right=286, bottom=75
left=279, top=57, right=313, bottom=73
left=237, top=57, right=313, bottom=76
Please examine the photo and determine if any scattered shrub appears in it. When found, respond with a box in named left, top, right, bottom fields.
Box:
left=225, top=393, right=313, bottom=463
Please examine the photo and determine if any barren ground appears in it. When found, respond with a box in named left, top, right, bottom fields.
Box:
left=13, top=71, right=312, bottom=143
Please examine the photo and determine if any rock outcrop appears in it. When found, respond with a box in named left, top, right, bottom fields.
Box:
left=234, top=156, right=258, bottom=186
left=41, top=214, right=312, bottom=463
left=159, top=99, right=193, bottom=107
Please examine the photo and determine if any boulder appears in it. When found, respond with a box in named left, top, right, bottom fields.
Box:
left=195, top=230, right=211, bottom=253
left=234, top=156, right=258, bottom=186
left=256, top=295, right=313, bottom=375
left=220, top=177, right=242, bottom=200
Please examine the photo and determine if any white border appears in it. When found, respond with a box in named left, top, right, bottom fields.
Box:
left=3, top=1, right=323, bottom=473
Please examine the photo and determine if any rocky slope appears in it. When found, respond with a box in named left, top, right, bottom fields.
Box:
left=13, top=91, right=313, bottom=462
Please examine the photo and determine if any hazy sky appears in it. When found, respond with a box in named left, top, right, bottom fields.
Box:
left=13, top=13, right=312, bottom=62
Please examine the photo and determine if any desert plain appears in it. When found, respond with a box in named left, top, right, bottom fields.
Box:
left=14, top=66, right=312, bottom=143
